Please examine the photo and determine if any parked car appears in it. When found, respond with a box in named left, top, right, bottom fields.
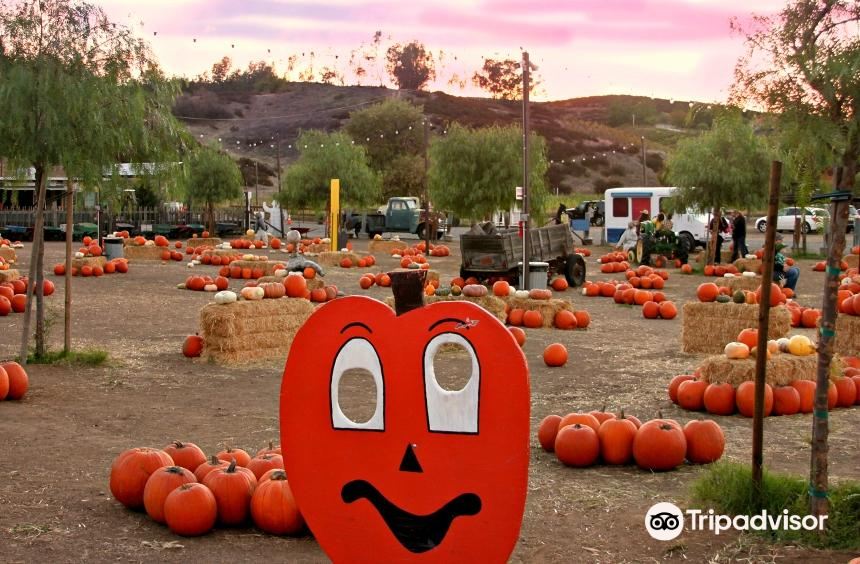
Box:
left=754, top=207, right=828, bottom=234
left=567, top=200, right=605, bottom=226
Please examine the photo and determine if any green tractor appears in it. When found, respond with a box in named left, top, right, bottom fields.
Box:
left=635, top=221, right=691, bottom=267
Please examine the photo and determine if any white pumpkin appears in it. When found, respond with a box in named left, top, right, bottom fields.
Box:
left=374, top=234, right=382, bottom=241
left=515, top=290, right=530, bottom=299
left=177, top=283, right=186, bottom=289
left=507, top=286, right=517, bottom=296
left=274, top=269, right=288, bottom=278
left=742, top=271, right=756, bottom=278
left=776, top=337, right=791, bottom=353
left=341, top=248, right=349, bottom=252
left=723, top=273, right=735, bottom=278
left=192, top=260, right=201, bottom=266
left=241, top=286, right=265, bottom=301
left=204, top=284, right=218, bottom=292
left=144, top=240, right=155, bottom=246
left=243, top=254, right=254, bottom=261
left=12, top=243, right=23, bottom=249
left=75, top=252, right=85, bottom=259
left=322, top=238, right=331, bottom=244
left=745, top=254, right=757, bottom=260
left=186, top=262, right=194, bottom=268
left=214, top=290, right=238, bottom=305
left=246, top=229, right=255, bottom=237
left=392, top=254, right=402, bottom=259
left=392, top=236, right=400, bottom=241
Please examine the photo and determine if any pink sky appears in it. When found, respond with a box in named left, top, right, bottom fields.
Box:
left=100, top=0, right=787, bottom=102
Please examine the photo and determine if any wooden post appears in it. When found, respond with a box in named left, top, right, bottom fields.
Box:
left=521, top=51, right=531, bottom=290
left=64, top=185, right=73, bottom=353
left=330, top=179, right=340, bottom=252
left=809, top=194, right=850, bottom=518
left=389, top=269, right=426, bottom=316
left=752, top=161, right=781, bottom=499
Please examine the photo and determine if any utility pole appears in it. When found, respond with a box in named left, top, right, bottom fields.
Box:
left=641, top=136, right=647, bottom=186
left=522, top=51, right=532, bottom=290
left=254, top=160, right=259, bottom=208
left=275, top=136, right=284, bottom=236
left=423, top=118, right=431, bottom=253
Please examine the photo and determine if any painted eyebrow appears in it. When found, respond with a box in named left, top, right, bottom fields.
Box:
left=340, top=322, right=373, bottom=334
left=428, top=318, right=466, bottom=332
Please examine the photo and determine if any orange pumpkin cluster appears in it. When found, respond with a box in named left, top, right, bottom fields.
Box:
left=0, top=256, right=9, bottom=272
left=814, top=259, right=852, bottom=272
left=109, top=441, right=304, bottom=537
left=669, top=357, right=860, bottom=417
left=505, top=307, right=590, bottom=330
left=196, top=250, right=243, bottom=265
left=184, top=275, right=229, bottom=292
left=230, top=238, right=266, bottom=250
left=52, top=258, right=129, bottom=278
left=538, top=409, right=725, bottom=470
left=702, top=263, right=743, bottom=277
left=358, top=272, right=392, bottom=290
left=641, top=300, right=678, bottom=320
left=0, top=361, right=29, bottom=401
left=0, top=278, right=55, bottom=316
left=574, top=247, right=591, bottom=257
left=241, top=277, right=338, bottom=304
left=339, top=255, right=377, bottom=269
left=836, top=272, right=860, bottom=317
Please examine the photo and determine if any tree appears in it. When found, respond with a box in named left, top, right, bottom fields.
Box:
left=211, top=56, right=232, bottom=83
left=472, top=58, right=540, bottom=100
left=385, top=41, right=435, bottom=90
left=344, top=99, right=425, bottom=199
left=187, top=144, right=243, bottom=234
left=664, top=112, right=771, bottom=264
left=0, top=0, right=187, bottom=361
left=428, top=124, right=549, bottom=222
left=731, top=0, right=860, bottom=520
left=276, top=131, right=381, bottom=210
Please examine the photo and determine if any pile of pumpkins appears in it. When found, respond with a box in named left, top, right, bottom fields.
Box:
left=339, top=254, right=378, bottom=269
left=192, top=249, right=243, bottom=266
left=0, top=256, right=11, bottom=271
left=813, top=258, right=854, bottom=272
left=696, top=281, right=792, bottom=305
left=0, top=278, right=55, bottom=316
left=836, top=271, right=860, bottom=317
left=702, top=263, right=745, bottom=277
left=574, top=247, right=592, bottom=257
left=109, top=441, right=303, bottom=537
left=52, top=258, right=129, bottom=277
left=389, top=240, right=451, bottom=258
left=205, top=274, right=339, bottom=306
left=538, top=408, right=725, bottom=470
left=722, top=329, right=816, bottom=361
left=0, top=361, right=29, bottom=401
left=230, top=237, right=266, bottom=250
left=358, top=272, right=392, bottom=290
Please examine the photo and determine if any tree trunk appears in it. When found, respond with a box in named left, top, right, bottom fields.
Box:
left=19, top=164, right=48, bottom=363
left=208, top=201, right=215, bottom=235
left=707, top=204, right=722, bottom=265
left=64, top=186, right=73, bottom=353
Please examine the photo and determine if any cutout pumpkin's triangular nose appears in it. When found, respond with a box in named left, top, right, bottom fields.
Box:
left=399, top=443, right=423, bottom=473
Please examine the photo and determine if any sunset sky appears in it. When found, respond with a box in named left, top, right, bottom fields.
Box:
left=99, top=0, right=788, bottom=103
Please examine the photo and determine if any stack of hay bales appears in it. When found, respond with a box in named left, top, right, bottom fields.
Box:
left=835, top=314, right=860, bottom=356
left=187, top=237, right=222, bottom=248
left=199, top=298, right=315, bottom=364
left=502, top=296, right=574, bottom=328
left=681, top=302, right=791, bottom=354
left=369, top=239, right=408, bottom=254
left=200, top=249, right=241, bottom=259
left=72, top=256, right=107, bottom=270
left=698, top=354, right=842, bottom=386
left=124, top=245, right=167, bottom=261
left=0, top=269, right=19, bottom=283
left=845, top=254, right=859, bottom=270
left=717, top=275, right=762, bottom=292
left=383, top=295, right=507, bottom=323
left=0, top=247, right=17, bottom=263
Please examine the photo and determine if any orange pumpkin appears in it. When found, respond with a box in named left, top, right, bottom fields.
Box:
left=772, top=385, right=801, bottom=416
left=658, top=301, right=677, bottom=319
left=551, top=278, right=568, bottom=291
left=573, top=310, right=590, bottom=329
left=668, top=374, right=697, bottom=404
left=543, top=343, right=567, bottom=367
left=703, top=383, right=735, bottom=415
left=597, top=416, right=637, bottom=465
left=246, top=454, right=285, bottom=480
left=250, top=470, right=305, bottom=535
left=182, top=335, right=204, bottom=358
left=203, top=459, right=258, bottom=526
left=284, top=274, right=307, bottom=298
left=554, top=424, right=600, bottom=467
left=696, top=282, right=720, bottom=302
left=509, top=326, right=526, bottom=347
left=834, top=377, right=857, bottom=407
left=755, top=282, right=786, bottom=307
left=632, top=420, right=687, bottom=471
left=553, top=310, right=577, bottom=330
left=1, top=361, right=28, bottom=400
left=683, top=420, right=725, bottom=464
left=507, top=308, right=525, bottom=326
left=194, top=455, right=230, bottom=482
left=677, top=379, right=708, bottom=411
left=143, top=465, right=197, bottom=524
left=109, top=448, right=174, bottom=509
left=789, top=380, right=816, bottom=413
left=735, top=381, right=773, bottom=417
left=164, top=483, right=217, bottom=536
left=492, top=280, right=510, bottom=297
left=163, top=441, right=207, bottom=472
left=522, top=310, right=543, bottom=329
left=537, top=414, right=562, bottom=452
left=215, top=447, right=251, bottom=467
left=642, top=301, right=660, bottom=319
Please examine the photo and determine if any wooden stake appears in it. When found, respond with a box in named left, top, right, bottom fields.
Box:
left=64, top=186, right=73, bottom=353
left=752, top=161, right=781, bottom=501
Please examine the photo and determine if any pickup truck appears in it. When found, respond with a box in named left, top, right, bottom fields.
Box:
left=349, top=197, right=447, bottom=239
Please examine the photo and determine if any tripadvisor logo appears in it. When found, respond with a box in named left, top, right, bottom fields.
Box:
left=645, top=502, right=828, bottom=540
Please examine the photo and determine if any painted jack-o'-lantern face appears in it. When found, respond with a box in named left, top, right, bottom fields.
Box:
left=281, top=296, right=529, bottom=562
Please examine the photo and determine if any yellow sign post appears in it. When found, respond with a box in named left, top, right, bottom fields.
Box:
left=330, top=179, right=340, bottom=251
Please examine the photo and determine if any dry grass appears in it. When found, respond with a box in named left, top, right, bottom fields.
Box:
left=186, top=237, right=222, bottom=248
left=0, top=269, right=20, bottom=283
left=734, top=258, right=762, bottom=273
left=845, top=254, right=858, bottom=270
left=124, top=246, right=166, bottom=261
left=0, top=247, right=17, bottom=262
left=835, top=314, right=860, bottom=356
left=316, top=251, right=366, bottom=267
left=368, top=240, right=408, bottom=254
left=681, top=302, right=791, bottom=354
left=199, top=297, right=315, bottom=364
left=698, top=353, right=842, bottom=386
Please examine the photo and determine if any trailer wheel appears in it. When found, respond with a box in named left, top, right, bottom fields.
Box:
left=564, top=254, right=586, bottom=287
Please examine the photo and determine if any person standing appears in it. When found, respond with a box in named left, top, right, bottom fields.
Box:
left=710, top=213, right=729, bottom=264
left=730, top=210, right=748, bottom=262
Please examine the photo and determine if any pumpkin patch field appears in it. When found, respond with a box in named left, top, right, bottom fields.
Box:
left=0, top=237, right=858, bottom=563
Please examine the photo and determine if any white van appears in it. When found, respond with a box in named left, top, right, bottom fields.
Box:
left=603, top=187, right=711, bottom=250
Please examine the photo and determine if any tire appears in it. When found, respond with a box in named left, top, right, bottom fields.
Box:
left=416, top=223, right=426, bottom=239
left=564, top=254, right=586, bottom=287
left=436, top=230, right=445, bottom=240
left=801, top=222, right=811, bottom=234
left=757, top=221, right=767, bottom=233
left=594, top=215, right=604, bottom=227
left=678, top=232, right=695, bottom=256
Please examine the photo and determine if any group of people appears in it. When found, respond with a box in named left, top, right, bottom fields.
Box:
left=613, top=210, right=673, bottom=257
left=710, top=209, right=749, bottom=264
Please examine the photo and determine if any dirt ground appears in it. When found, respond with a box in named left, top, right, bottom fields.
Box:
left=0, top=235, right=858, bottom=563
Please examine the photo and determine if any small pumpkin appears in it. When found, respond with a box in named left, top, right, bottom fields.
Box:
left=203, top=459, right=258, bottom=526
left=558, top=412, right=601, bottom=434
left=668, top=374, right=696, bottom=404
left=597, top=415, right=637, bottom=465
left=163, top=483, right=217, bottom=536
left=462, top=284, right=488, bottom=297
left=194, top=455, right=230, bottom=482
left=724, top=342, right=750, bottom=359
left=1, top=362, right=29, bottom=400
left=109, top=447, right=175, bottom=509
left=537, top=414, right=562, bottom=452
left=182, top=335, right=204, bottom=358
left=256, top=442, right=282, bottom=457
left=677, top=379, right=708, bottom=411
left=703, top=383, right=735, bottom=415
left=250, top=470, right=305, bottom=535
left=143, top=465, right=197, bottom=524
left=514, top=289, right=530, bottom=299
left=632, top=420, right=687, bottom=471
left=163, top=441, right=207, bottom=472
left=261, top=282, right=287, bottom=299
left=735, top=381, right=774, bottom=417
left=554, top=424, right=600, bottom=467
left=240, top=286, right=265, bottom=301
left=683, top=419, right=725, bottom=464
left=772, top=385, right=801, bottom=415
left=214, top=290, right=238, bottom=305
left=528, top=288, right=552, bottom=300
left=246, top=453, right=285, bottom=480
left=522, top=310, right=543, bottom=328
left=216, top=447, right=252, bottom=467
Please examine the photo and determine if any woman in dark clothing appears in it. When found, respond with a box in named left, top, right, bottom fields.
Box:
left=730, top=210, right=748, bottom=261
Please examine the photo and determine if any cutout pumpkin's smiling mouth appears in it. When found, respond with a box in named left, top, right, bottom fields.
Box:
left=341, top=479, right=482, bottom=553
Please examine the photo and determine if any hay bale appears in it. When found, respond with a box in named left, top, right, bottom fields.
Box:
left=383, top=295, right=508, bottom=323
left=695, top=250, right=733, bottom=264
left=502, top=296, right=574, bottom=328
left=369, top=239, right=408, bottom=254
left=303, top=243, right=329, bottom=254
left=835, top=314, right=860, bottom=356
left=734, top=258, right=762, bottom=273
left=698, top=353, right=843, bottom=386
left=257, top=275, right=325, bottom=290
left=0, top=247, right=17, bottom=263
left=124, top=245, right=168, bottom=261
left=0, top=269, right=20, bottom=283
left=318, top=251, right=367, bottom=267
left=187, top=237, right=222, bottom=248
left=681, top=302, right=791, bottom=354
left=845, top=254, right=858, bottom=270
left=717, top=276, right=762, bottom=292
left=228, top=260, right=283, bottom=276
left=72, top=256, right=107, bottom=270
left=200, top=298, right=315, bottom=364
left=200, top=249, right=242, bottom=259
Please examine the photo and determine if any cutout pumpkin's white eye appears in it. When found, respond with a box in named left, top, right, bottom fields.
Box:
left=331, top=338, right=384, bottom=430
left=423, top=333, right=480, bottom=434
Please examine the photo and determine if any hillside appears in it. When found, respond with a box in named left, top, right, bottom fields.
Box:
left=174, top=83, right=704, bottom=203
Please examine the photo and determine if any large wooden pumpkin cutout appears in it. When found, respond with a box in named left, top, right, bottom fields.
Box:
left=280, top=294, right=530, bottom=563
